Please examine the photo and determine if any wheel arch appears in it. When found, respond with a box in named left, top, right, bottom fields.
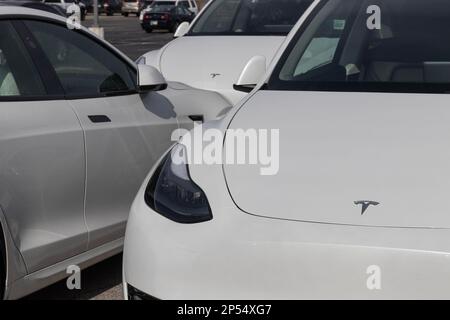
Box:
left=0, top=206, right=27, bottom=299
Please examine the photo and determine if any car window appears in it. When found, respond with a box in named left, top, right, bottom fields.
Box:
left=181, top=1, right=193, bottom=10
left=0, top=21, right=46, bottom=98
left=180, top=6, right=190, bottom=14
left=294, top=28, right=343, bottom=76
left=190, top=0, right=314, bottom=36
left=25, top=21, right=136, bottom=97
left=149, top=1, right=176, bottom=12
left=270, top=0, right=450, bottom=93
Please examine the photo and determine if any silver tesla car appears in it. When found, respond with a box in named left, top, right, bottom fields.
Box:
left=0, top=6, right=230, bottom=299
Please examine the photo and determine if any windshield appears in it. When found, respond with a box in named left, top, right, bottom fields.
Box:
left=190, top=0, right=314, bottom=36
left=149, top=1, right=175, bottom=12
left=269, top=0, right=450, bottom=93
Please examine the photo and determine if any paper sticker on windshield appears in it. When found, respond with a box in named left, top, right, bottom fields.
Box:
left=333, top=19, right=346, bottom=30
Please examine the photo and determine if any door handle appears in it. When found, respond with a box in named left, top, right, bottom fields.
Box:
left=88, top=115, right=111, bottom=123
left=188, top=115, right=204, bottom=123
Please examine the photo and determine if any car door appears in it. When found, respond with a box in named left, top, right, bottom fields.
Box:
left=24, top=20, right=179, bottom=250
left=0, top=20, right=87, bottom=273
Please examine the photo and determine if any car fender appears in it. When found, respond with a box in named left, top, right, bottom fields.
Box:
left=0, top=206, right=27, bottom=299
left=159, top=82, right=233, bottom=122
left=140, top=49, right=163, bottom=70
left=140, top=35, right=181, bottom=70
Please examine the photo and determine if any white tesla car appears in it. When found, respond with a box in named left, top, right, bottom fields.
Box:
left=138, top=0, right=315, bottom=104
left=124, top=0, right=450, bottom=299
left=0, top=6, right=230, bottom=300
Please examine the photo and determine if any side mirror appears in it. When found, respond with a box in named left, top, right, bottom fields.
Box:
left=174, top=21, right=190, bottom=38
left=137, top=64, right=167, bottom=92
left=233, top=56, right=266, bottom=93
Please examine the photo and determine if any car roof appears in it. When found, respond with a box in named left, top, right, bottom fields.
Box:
left=0, top=5, right=67, bottom=20
left=0, top=0, right=40, bottom=3
left=0, top=1, right=66, bottom=15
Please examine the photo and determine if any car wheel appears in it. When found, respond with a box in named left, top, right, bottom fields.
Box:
left=135, top=13, right=139, bottom=17
left=145, top=28, right=153, bottom=33
left=122, top=12, right=129, bottom=17
left=107, top=11, right=113, bottom=16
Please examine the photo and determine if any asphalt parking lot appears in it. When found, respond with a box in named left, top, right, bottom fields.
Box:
left=26, top=14, right=173, bottom=300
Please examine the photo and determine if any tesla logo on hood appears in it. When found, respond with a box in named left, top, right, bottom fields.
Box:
left=354, top=200, right=380, bottom=215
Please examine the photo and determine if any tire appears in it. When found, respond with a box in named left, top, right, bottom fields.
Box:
left=122, top=12, right=129, bottom=17
left=107, top=11, right=113, bottom=16
left=145, top=28, right=153, bottom=33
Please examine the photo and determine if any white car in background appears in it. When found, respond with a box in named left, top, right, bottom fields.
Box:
left=0, top=6, right=230, bottom=300
left=124, top=0, right=450, bottom=299
left=138, top=0, right=314, bottom=104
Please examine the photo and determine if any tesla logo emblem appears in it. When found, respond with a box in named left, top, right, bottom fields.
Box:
left=210, top=73, right=221, bottom=78
left=354, top=200, right=380, bottom=215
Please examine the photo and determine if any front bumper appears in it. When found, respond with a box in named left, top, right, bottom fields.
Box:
left=123, top=177, right=450, bottom=300
left=142, top=20, right=171, bottom=30
left=127, top=284, right=158, bottom=300
left=123, top=143, right=450, bottom=300
left=122, top=7, right=138, bottom=13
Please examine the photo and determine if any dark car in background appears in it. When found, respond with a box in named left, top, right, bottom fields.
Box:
left=82, top=0, right=93, bottom=12
left=138, top=0, right=152, bottom=14
left=141, top=0, right=194, bottom=33
left=42, top=0, right=87, bottom=20
left=100, top=0, right=121, bottom=15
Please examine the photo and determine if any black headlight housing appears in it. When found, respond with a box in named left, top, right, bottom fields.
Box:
left=145, top=145, right=213, bottom=224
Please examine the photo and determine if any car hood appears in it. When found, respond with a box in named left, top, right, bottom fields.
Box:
left=159, top=35, right=286, bottom=104
left=223, top=90, right=450, bottom=229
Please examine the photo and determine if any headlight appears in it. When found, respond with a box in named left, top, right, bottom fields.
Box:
left=145, top=145, right=212, bottom=223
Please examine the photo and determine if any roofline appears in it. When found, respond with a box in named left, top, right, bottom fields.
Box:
left=0, top=6, right=136, bottom=69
